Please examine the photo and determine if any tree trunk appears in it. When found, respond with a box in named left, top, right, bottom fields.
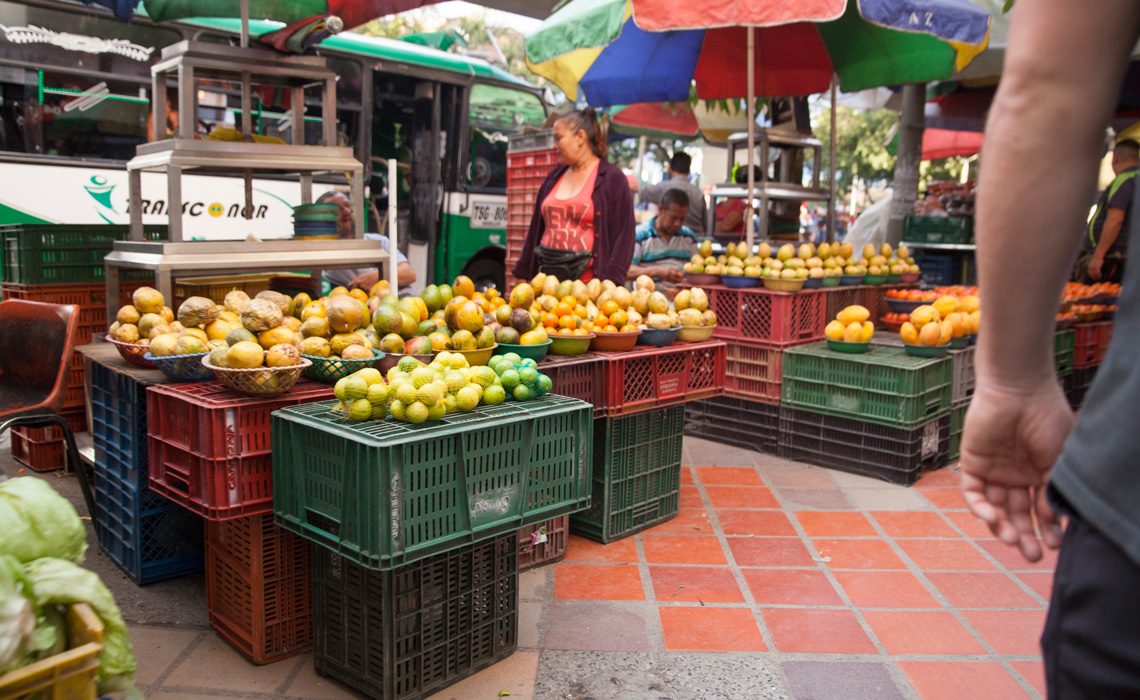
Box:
left=887, top=83, right=926, bottom=245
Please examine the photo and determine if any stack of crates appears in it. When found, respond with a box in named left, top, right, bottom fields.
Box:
left=505, top=131, right=556, bottom=280
left=145, top=380, right=332, bottom=664
left=1067, top=321, right=1113, bottom=410
left=780, top=343, right=954, bottom=485
left=2, top=224, right=162, bottom=470
left=684, top=285, right=827, bottom=455
left=271, top=395, right=593, bottom=696
left=85, top=347, right=203, bottom=585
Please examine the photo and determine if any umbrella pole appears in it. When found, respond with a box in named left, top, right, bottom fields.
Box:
left=828, top=79, right=837, bottom=243
left=746, top=26, right=755, bottom=251
left=240, top=0, right=249, bottom=48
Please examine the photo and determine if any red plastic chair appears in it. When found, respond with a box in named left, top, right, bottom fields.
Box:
left=0, top=300, right=94, bottom=518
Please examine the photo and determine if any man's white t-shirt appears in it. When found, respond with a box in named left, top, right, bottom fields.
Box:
left=324, top=233, right=409, bottom=289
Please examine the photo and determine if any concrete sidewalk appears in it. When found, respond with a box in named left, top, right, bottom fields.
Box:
left=2, top=435, right=1050, bottom=699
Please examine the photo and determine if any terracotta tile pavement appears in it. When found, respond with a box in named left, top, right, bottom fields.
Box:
left=119, top=440, right=1055, bottom=699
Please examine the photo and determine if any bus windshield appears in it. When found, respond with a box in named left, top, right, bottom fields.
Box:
left=467, top=83, right=545, bottom=191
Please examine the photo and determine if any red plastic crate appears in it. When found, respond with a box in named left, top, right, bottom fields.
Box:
left=9, top=409, right=86, bottom=472
left=517, top=515, right=569, bottom=571
left=708, top=286, right=827, bottom=346
left=724, top=342, right=784, bottom=403
left=824, top=286, right=864, bottom=320
left=539, top=353, right=605, bottom=412
left=1074, top=321, right=1114, bottom=369
left=63, top=352, right=86, bottom=409
left=0, top=281, right=146, bottom=346
left=206, top=513, right=311, bottom=664
left=597, top=340, right=726, bottom=416
left=146, top=380, right=333, bottom=461
left=148, top=438, right=274, bottom=520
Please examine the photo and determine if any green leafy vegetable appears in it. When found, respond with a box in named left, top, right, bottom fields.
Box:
left=0, top=477, right=87, bottom=564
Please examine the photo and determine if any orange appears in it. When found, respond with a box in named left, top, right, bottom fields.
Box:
left=574, top=305, right=588, bottom=319
left=572, top=328, right=589, bottom=336
left=555, top=302, right=573, bottom=317
left=603, top=324, right=618, bottom=333
left=620, top=325, right=638, bottom=333
left=542, top=313, right=558, bottom=328
left=558, top=314, right=577, bottom=330
left=610, top=310, right=629, bottom=328
left=594, top=314, right=609, bottom=328
left=600, top=300, right=620, bottom=316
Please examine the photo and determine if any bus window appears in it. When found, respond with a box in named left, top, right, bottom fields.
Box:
left=466, top=84, right=545, bottom=191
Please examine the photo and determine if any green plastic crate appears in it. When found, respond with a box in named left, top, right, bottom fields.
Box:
left=272, top=394, right=593, bottom=570
left=902, top=216, right=973, bottom=244
left=948, top=400, right=969, bottom=462
left=1055, top=329, right=1075, bottom=377
left=781, top=343, right=952, bottom=427
left=0, top=225, right=165, bottom=284
left=571, top=405, right=684, bottom=543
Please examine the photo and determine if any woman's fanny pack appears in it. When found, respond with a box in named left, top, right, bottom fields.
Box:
left=534, top=245, right=592, bottom=280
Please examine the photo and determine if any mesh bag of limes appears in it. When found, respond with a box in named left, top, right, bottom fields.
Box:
left=331, top=350, right=553, bottom=424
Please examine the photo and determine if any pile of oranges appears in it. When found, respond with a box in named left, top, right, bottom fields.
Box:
left=591, top=299, right=640, bottom=334
left=541, top=297, right=594, bottom=336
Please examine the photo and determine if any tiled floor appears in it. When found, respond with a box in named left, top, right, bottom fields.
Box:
left=11, top=435, right=1053, bottom=699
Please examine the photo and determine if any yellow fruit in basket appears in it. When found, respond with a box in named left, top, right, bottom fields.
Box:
left=836, top=305, right=870, bottom=326
left=958, top=295, right=980, bottom=314
left=900, top=322, right=919, bottom=345
left=132, top=287, right=165, bottom=314
left=227, top=341, right=265, bottom=368
left=939, top=319, right=954, bottom=345
left=862, top=321, right=874, bottom=341
left=223, top=290, right=251, bottom=314
left=341, top=344, right=374, bottom=360
left=205, top=319, right=233, bottom=341
left=918, top=322, right=943, bottom=347
left=300, top=336, right=331, bottom=357
left=456, top=385, right=481, bottom=411
left=825, top=320, right=846, bottom=341
left=969, top=309, right=981, bottom=334
left=843, top=322, right=864, bottom=343
left=150, top=332, right=180, bottom=356
left=266, top=343, right=300, bottom=367
left=933, top=295, right=960, bottom=318
left=116, top=305, right=141, bottom=325
left=947, top=312, right=968, bottom=339
left=910, top=305, right=940, bottom=328
left=405, top=401, right=430, bottom=424
left=258, top=325, right=295, bottom=350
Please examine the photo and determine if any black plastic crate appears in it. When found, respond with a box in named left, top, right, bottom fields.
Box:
left=312, top=534, right=518, bottom=700
left=684, top=396, right=780, bottom=455
left=779, top=407, right=950, bottom=486
left=571, top=406, right=684, bottom=543
left=1065, top=366, right=1098, bottom=411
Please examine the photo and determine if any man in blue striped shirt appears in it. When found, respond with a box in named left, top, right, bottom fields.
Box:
left=627, top=188, right=696, bottom=286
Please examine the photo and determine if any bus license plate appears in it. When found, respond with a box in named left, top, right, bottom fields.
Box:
left=470, top=199, right=507, bottom=229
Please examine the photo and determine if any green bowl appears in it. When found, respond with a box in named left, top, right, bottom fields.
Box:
left=549, top=334, right=595, bottom=356
left=864, top=274, right=888, bottom=285
left=903, top=342, right=950, bottom=358
left=494, top=340, right=552, bottom=361
left=949, top=336, right=970, bottom=349
left=820, top=276, right=841, bottom=288
left=884, top=274, right=902, bottom=284
left=826, top=339, right=871, bottom=354
left=301, top=349, right=384, bottom=383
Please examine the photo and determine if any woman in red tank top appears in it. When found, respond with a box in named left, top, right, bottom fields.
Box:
left=540, top=125, right=600, bottom=279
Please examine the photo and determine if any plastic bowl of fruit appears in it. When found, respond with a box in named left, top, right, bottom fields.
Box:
left=677, top=324, right=716, bottom=343
left=949, top=336, right=970, bottom=349
left=863, top=274, right=888, bottom=285
left=720, top=275, right=762, bottom=288
left=454, top=344, right=498, bottom=366
left=494, top=340, right=552, bottom=361
left=637, top=326, right=680, bottom=347
left=884, top=274, right=902, bottom=284
left=839, top=274, right=865, bottom=286
left=886, top=298, right=925, bottom=314
left=900, top=272, right=920, bottom=283
left=802, top=277, right=824, bottom=289
left=820, top=276, right=841, bottom=288
left=903, top=342, right=950, bottom=358
left=548, top=334, right=594, bottom=356
left=826, top=339, right=871, bottom=354
left=684, top=272, right=722, bottom=287
left=762, top=277, right=806, bottom=293
left=591, top=329, right=641, bottom=352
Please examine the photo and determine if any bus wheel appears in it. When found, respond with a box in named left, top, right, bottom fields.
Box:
left=463, top=256, right=504, bottom=293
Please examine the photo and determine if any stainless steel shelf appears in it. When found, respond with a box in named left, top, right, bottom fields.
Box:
left=129, top=140, right=361, bottom=173
left=711, top=184, right=832, bottom=202
left=902, top=242, right=976, bottom=251
left=104, top=239, right=390, bottom=316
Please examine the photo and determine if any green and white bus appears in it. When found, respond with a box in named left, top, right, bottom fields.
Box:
left=0, top=0, right=548, bottom=289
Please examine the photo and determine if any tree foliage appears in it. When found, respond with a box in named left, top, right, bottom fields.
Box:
left=813, top=106, right=897, bottom=194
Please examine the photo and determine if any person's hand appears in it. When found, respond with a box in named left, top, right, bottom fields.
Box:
left=349, top=270, right=379, bottom=291
left=959, top=379, right=1073, bottom=563
left=1088, top=254, right=1104, bottom=281
left=657, top=267, right=684, bottom=283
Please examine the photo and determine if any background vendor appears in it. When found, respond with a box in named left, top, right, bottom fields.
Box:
left=318, top=190, right=416, bottom=294
left=1079, top=139, right=1138, bottom=282
left=628, top=189, right=696, bottom=287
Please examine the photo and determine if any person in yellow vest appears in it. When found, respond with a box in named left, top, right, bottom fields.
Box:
left=1079, top=139, right=1139, bottom=282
